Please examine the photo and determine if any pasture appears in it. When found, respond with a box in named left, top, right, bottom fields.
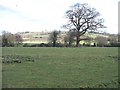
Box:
left=2, top=47, right=118, bottom=88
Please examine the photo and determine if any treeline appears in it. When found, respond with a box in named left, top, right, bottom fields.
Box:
left=23, top=30, right=119, bottom=47
left=1, top=30, right=119, bottom=47
left=47, top=30, right=120, bottom=47
left=1, top=31, right=23, bottom=47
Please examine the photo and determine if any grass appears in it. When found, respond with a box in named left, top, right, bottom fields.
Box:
left=2, top=47, right=118, bottom=88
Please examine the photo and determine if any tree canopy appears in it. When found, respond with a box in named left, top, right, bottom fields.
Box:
left=64, top=3, right=106, bottom=47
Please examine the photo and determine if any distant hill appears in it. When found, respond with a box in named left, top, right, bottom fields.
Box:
left=18, top=31, right=117, bottom=44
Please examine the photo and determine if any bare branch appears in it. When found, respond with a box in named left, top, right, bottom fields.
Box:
left=64, top=3, right=106, bottom=47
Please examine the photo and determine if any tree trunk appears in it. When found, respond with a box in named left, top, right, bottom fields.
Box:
left=53, top=40, right=56, bottom=47
left=76, top=36, right=80, bottom=47
left=68, top=40, right=72, bottom=47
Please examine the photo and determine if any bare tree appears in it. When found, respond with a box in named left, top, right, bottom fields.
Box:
left=64, top=3, right=106, bottom=47
left=95, top=36, right=108, bottom=47
left=108, top=34, right=118, bottom=46
left=2, top=31, right=23, bottom=47
left=108, top=34, right=118, bottom=43
left=14, top=34, right=23, bottom=46
left=49, top=30, right=60, bottom=47
left=2, top=31, right=8, bottom=47
left=2, top=31, right=14, bottom=47
left=64, top=29, right=76, bottom=47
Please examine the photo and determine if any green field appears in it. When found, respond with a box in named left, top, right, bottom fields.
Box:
left=2, top=47, right=118, bottom=88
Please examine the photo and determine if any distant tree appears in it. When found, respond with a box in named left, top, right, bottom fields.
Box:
left=118, top=34, right=120, bottom=42
left=108, top=34, right=117, bottom=43
left=14, top=34, right=23, bottom=46
left=8, top=33, right=15, bottom=46
left=0, top=35, right=2, bottom=47
left=108, top=34, right=118, bottom=47
left=49, top=30, right=60, bottom=47
left=2, top=31, right=14, bottom=47
left=25, top=31, right=30, bottom=33
left=95, top=36, right=108, bottom=47
left=63, top=3, right=106, bottom=47
left=2, top=31, right=23, bottom=47
left=2, top=31, right=8, bottom=46
left=64, top=29, right=76, bottom=47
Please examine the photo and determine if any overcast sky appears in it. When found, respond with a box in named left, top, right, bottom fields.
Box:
left=0, top=0, right=119, bottom=34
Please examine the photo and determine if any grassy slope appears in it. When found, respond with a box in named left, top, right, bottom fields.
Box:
left=2, top=47, right=118, bottom=88
left=21, top=32, right=109, bottom=44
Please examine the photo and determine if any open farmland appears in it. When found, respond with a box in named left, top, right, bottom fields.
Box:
left=2, top=47, right=118, bottom=88
left=19, top=31, right=110, bottom=44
